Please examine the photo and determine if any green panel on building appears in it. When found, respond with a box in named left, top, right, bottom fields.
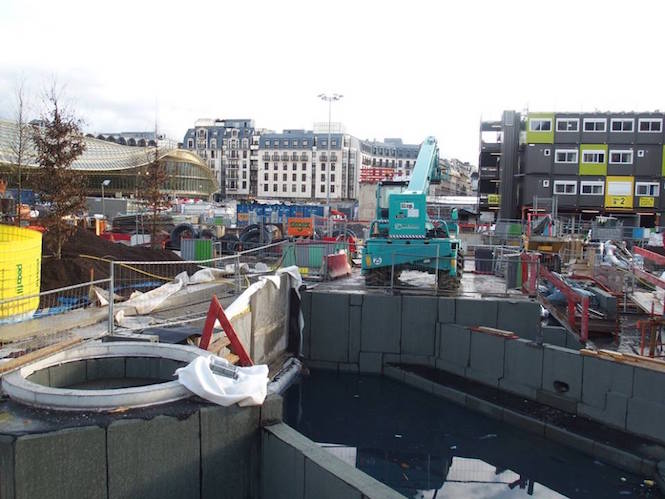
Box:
left=579, top=144, right=608, bottom=176
left=526, top=112, right=555, bottom=144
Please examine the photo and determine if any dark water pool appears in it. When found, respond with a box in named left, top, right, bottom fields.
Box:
left=284, top=371, right=661, bottom=498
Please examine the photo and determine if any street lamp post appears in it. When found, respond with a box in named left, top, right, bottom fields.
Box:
left=317, top=93, right=343, bottom=234
left=101, top=179, right=111, bottom=219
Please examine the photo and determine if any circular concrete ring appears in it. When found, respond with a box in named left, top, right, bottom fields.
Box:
left=2, top=342, right=204, bottom=411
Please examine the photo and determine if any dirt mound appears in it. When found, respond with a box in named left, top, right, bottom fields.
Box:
left=41, top=228, right=182, bottom=291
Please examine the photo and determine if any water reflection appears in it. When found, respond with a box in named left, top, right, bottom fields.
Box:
left=284, top=371, right=659, bottom=498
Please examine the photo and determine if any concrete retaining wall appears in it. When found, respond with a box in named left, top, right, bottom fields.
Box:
left=0, top=394, right=284, bottom=499
left=302, top=291, right=665, bottom=446
left=261, top=423, right=403, bottom=499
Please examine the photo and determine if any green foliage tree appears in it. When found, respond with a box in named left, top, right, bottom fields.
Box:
left=32, top=90, right=86, bottom=259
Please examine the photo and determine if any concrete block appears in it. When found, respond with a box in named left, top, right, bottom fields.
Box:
left=338, top=363, right=359, bottom=373
left=383, top=365, right=405, bottom=383
left=348, top=307, right=361, bottom=363
left=307, top=360, right=339, bottom=371
left=437, top=297, right=456, bottom=323
left=496, top=300, right=541, bottom=340
left=431, top=382, right=467, bottom=406
left=261, top=427, right=305, bottom=499
left=250, top=273, right=289, bottom=364
left=261, top=393, right=284, bottom=425
left=15, top=426, right=106, bottom=499
left=107, top=413, right=201, bottom=499
left=579, top=392, right=629, bottom=431
left=402, top=370, right=433, bottom=393
left=125, top=356, right=159, bottom=380
left=201, top=405, right=260, bottom=499
left=502, top=409, right=545, bottom=436
left=360, top=295, right=401, bottom=353
left=401, top=296, right=437, bottom=356
left=399, top=354, right=435, bottom=367
left=86, top=357, right=125, bottom=381
left=455, top=298, right=497, bottom=327
left=544, top=424, right=595, bottom=456
left=0, top=435, right=14, bottom=499
left=500, top=339, right=543, bottom=398
left=592, top=442, right=643, bottom=475
left=565, top=331, right=583, bottom=350
left=310, top=293, right=349, bottom=362
left=437, top=324, right=470, bottom=377
left=382, top=353, right=400, bottom=365
left=158, top=358, right=182, bottom=380
left=359, top=352, right=382, bottom=374
left=579, top=355, right=633, bottom=429
left=465, top=395, right=504, bottom=420
left=304, top=457, right=362, bottom=499
left=633, top=366, right=665, bottom=404
left=539, top=345, right=583, bottom=412
left=301, top=291, right=312, bottom=358
left=542, top=326, right=566, bottom=347
left=48, top=360, right=87, bottom=388
left=349, top=294, right=363, bottom=306
left=627, top=398, right=665, bottom=444
left=466, top=331, right=505, bottom=387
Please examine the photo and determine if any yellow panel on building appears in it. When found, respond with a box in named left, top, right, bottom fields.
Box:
left=488, top=194, right=501, bottom=205
left=605, top=176, right=634, bottom=209
left=639, top=196, right=655, bottom=208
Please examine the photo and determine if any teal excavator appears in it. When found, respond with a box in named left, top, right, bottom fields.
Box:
left=361, top=136, right=463, bottom=290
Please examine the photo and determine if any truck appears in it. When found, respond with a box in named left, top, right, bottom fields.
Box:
left=361, top=136, right=463, bottom=290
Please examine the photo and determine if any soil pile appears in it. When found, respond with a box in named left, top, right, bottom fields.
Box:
left=41, top=228, right=182, bottom=291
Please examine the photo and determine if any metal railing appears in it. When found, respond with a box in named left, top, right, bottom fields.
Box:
left=0, top=277, right=112, bottom=326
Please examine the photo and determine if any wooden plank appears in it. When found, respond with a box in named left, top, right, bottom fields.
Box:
left=0, top=337, right=84, bottom=375
left=630, top=291, right=664, bottom=316
left=471, top=326, right=519, bottom=339
left=581, top=348, right=665, bottom=373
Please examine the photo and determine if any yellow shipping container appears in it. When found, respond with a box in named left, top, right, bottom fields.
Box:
left=0, top=226, right=42, bottom=322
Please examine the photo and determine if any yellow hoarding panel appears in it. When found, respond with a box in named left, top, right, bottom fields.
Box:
left=488, top=194, right=501, bottom=205
left=638, top=196, right=655, bottom=208
left=605, top=176, right=634, bottom=209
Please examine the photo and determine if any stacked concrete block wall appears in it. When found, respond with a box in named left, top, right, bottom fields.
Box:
left=0, top=397, right=287, bottom=499
left=247, top=273, right=290, bottom=364
left=302, top=291, right=665, bottom=446
left=261, top=423, right=403, bottom=499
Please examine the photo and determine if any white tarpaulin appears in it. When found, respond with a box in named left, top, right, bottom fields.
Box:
left=175, top=355, right=269, bottom=407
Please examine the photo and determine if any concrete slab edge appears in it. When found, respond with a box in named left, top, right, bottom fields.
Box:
left=385, top=365, right=657, bottom=478
left=265, top=423, right=405, bottom=498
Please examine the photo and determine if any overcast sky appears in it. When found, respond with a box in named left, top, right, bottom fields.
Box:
left=0, top=0, right=663, bottom=163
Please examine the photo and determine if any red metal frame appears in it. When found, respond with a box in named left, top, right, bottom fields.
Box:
left=200, top=295, right=253, bottom=366
left=540, top=266, right=589, bottom=342
left=521, top=252, right=540, bottom=296
left=632, top=266, right=665, bottom=290
left=633, top=246, right=665, bottom=266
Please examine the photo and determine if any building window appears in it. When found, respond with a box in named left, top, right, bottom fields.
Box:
left=580, top=181, right=604, bottom=195
left=320, top=174, right=325, bottom=182
left=582, top=150, right=606, bottom=164
left=330, top=185, right=335, bottom=193
left=331, top=174, right=335, bottom=182
left=283, top=164, right=288, bottom=170
left=242, top=181, right=247, bottom=189
left=556, top=118, right=579, bottom=132
left=636, top=182, right=660, bottom=196
left=187, top=139, right=193, bottom=148
left=583, top=118, right=606, bottom=132
left=273, top=173, right=278, bottom=181
left=282, top=174, right=287, bottom=181
left=607, top=181, right=632, bottom=196
left=273, top=184, right=277, bottom=192
left=263, top=184, right=268, bottom=192
left=265, top=140, right=271, bottom=146
left=301, top=174, right=306, bottom=181
left=638, top=118, right=663, bottom=133
left=282, top=185, right=287, bottom=192
left=273, top=163, right=278, bottom=170
left=609, top=149, right=633, bottom=164
left=303, top=140, right=308, bottom=146
left=553, top=180, right=577, bottom=195
left=610, top=118, right=634, bottom=132
left=292, top=174, right=297, bottom=181
left=264, top=162, right=269, bottom=169
left=264, top=173, right=268, bottom=181
left=302, top=163, right=307, bottom=170
left=292, top=163, right=297, bottom=170
left=321, top=163, right=326, bottom=171
left=320, top=185, right=325, bottom=193
left=331, top=163, right=336, bottom=170
left=291, top=184, right=296, bottom=192
left=554, top=149, right=578, bottom=164
left=529, top=119, right=552, bottom=132
left=301, top=185, right=307, bottom=193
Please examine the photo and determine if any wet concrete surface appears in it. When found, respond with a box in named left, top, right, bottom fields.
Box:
left=285, top=370, right=663, bottom=498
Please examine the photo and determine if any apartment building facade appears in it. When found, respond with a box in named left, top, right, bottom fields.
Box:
left=182, top=119, right=260, bottom=198
left=257, top=130, right=359, bottom=201
left=479, top=110, right=665, bottom=226
left=358, top=138, right=420, bottom=182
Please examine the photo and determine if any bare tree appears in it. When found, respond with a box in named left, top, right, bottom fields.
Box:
left=32, top=87, right=86, bottom=259
left=140, top=136, right=169, bottom=250
left=9, top=81, right=33, bottom=226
